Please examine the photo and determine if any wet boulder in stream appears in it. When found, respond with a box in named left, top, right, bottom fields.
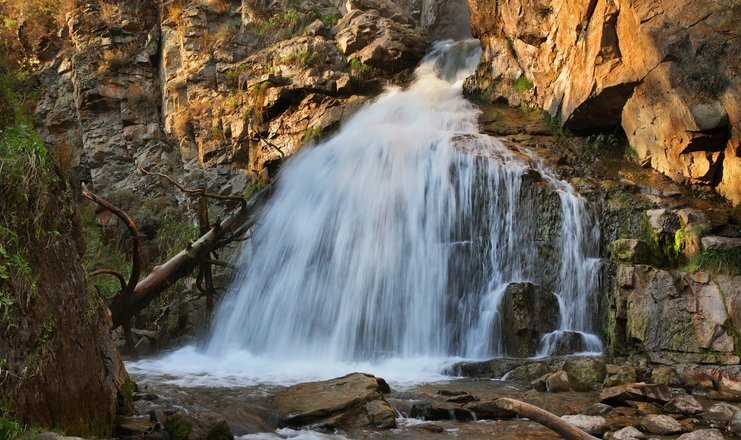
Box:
left=499, top=282, right=560, bottom=357
left=270, top=373, right=396, bottom=431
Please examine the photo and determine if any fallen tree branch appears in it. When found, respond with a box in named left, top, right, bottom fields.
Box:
left=494, top=398, right=598, bottom=440
left=107, top=184, right=272, bottom=329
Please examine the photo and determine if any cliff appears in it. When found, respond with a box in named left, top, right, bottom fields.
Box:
left=466, top=0, right=741, bottom=204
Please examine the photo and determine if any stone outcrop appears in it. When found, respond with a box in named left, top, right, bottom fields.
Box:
left=466, top=0, right=741, bottom=204
left=269, top=373, right=396, bottom=431
left=607, top=264, right=739, bottom=365
left=499, top=282, right=560, bottom=357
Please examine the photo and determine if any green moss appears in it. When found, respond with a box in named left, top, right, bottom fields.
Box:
left=302, top=125, right=322, bottom=145
left=686, top=247, right=741, bottom=276
left=243, top=180, right=265, bottom=201
left=165, top=415, right=192, bottom=440
left=0, top=417, right=21, bottom=440
left=116, top=372, right=137, bottom=416
left=513, top=74, right=534, bottom=93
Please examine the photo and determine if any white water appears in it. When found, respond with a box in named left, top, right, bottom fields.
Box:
left=129, top=40, right=602, bottom=387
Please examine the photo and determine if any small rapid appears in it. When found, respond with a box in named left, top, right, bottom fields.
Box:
left=129, top=39, right=602, bottom=388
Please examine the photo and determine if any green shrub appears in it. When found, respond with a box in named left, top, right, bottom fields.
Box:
left=513, top=74, right=534, bottom=93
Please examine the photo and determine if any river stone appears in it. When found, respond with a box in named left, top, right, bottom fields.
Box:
left=532, top=370, right=590, bottom=393
left=499, top=282, right=560, bottom=357
left=583, top=403, right=614, bottom=416
left=663, top=394, right=704, bottom=416
left=270, top=373, right=396, bottom=430
left=640, top=414, right=684, bottom=435
left=464, top=400, right=517, bottom=420
left=606, top=426, right=646, bottom=440
left=676, top=428, right=725, bottom=440
left=600, top=383, right=672, bottom=405
left=561, top=415, right=608, bottom=435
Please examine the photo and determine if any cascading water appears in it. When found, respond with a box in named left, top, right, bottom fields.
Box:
left=131, top=40, right=601, bottom=386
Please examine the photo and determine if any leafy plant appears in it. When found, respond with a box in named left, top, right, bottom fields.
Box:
left=513, top=74, right=534, bottom=93
left=302, top=125, right=322, bottom=144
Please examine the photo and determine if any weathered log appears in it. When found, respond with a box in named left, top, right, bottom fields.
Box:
left=494, top=398, right=599, bottom=440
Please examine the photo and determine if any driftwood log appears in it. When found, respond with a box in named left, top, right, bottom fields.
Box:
left=495, top=398, right=599, bottom=440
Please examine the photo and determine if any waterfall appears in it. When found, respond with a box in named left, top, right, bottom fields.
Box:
left=206, top=39, right=601, bottom=361
left=130, top=40, right=601, bottom=386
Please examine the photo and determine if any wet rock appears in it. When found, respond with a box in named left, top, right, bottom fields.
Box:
left=499, top=282, right=560, bottom=357
left=707, top=390, right=741, bottom=402
left=701, top=402, right=740, bottom=432
left=606, top=426, right=645, bottom=440
left=701, top=235, right=741, bottom=251
left=639, top=414, right=684, bottom=435
left=548, top=331, right=592, bottom=356
left=676, top=429, right=725, bottom=440
left=557, top=357, right=607, bottom=385
left=663, top=394, right=704, bottom=416
left=650, top=367, right=682, bottom=387
left=583, top=403, right=613, bottom=416
left=561, top=415, right=608, bottom=435
left=600, top=383, right=672, bottom=406
left=410, top=401, right=475, bottom=422
left=270, top=373, right=396, bottom=430
left=447, top=358, right=531, bottom=378
left=505, top=361, right=550, bottom=382
left=464, top=400, right=517, bottom=420
left=164, top=411, right=233, bottom=440
left=626, top=401, right=661, bottom=416
left=436, top=390, right=478, bottom=404
left=604, top=364, right=638, bottom=387
left=532, top=370, right=590, bottom=393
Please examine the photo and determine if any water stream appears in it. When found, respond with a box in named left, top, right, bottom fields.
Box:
left=129, top=39, right=602, bottom=389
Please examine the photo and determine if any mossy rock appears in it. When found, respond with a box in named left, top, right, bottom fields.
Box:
left=165, top=412, right=233, bottom=440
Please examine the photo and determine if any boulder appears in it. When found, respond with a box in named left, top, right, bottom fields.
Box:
left=583, top=403, right=613, bottom=416
left=606, top=426, right=645, bottom=440
left=499, top=282, right=560, bottom=357
left=604, top=364, right=637, bottom=387
left=531, top=370, right=590, bottom=393
left=639, top=414, right=684, bottom=435
left=676, top=429, right=725, bottom=440
left=600, top=383, right=672, bottom=406
left=270, top=373, right=396, bottom=431
left=663, top=394, right=704, bottom=416
left=561, top=415, right=608, bottom=435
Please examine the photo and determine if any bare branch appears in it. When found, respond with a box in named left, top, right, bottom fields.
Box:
left=139, top=167, right=247, bottom=209
left=88, top=269, right=127, bottom=292
left=81, top=183, right=142, bottom=299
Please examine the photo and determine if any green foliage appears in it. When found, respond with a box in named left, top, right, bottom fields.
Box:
left=302, top=125, right=322, bottom=145
left=316, top=12, right=340, bottom=25
left=165, top=415, right=192, bottom=440
left=243, top=179, right=265, bottom=201
left=686, top=246, right=741, bottom=276
left=349, top=58, right=372, bottom=77
left=586, top=133, right=619, bottom=151
left=513, top=74, right=534, bottom=93
left=280, top=49, right=324, bottom=68
left=0, top=417, right=21, bottom=440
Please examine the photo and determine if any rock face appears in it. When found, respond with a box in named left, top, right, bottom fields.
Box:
left=466, top=0, right=741, bottom=203
left=36, top=0, right=434, bottom=197
left=607, top=263, right=739, bottom=364
left=499, top=282, right=560, bottom=357
left=0, top=183, right=126, bottom=436
left=270, top=373, right=396, bottom=431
